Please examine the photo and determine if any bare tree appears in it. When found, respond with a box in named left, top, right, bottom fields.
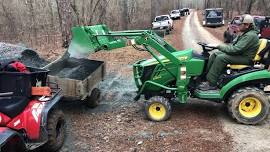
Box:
left=245, top=0, right=256, bottom=14
left=1, top=0, right=18, bottom=39
left=56, top=0, right=74, bottom=47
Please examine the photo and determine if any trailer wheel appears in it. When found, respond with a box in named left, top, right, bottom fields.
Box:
left=41, top=109, right=66, bottom=152
left=227, top=87, right=270, bottom=125
left=144, top=96, right=171, bottom=121
left=85, top=88, right=101, bottom=108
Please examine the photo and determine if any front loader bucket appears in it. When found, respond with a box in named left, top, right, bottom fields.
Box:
left=68, top=25, right=126, bottom=58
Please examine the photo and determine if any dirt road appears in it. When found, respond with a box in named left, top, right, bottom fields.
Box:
left=182, top=10, right=270, bottom=152
left=182, top=11, right=221, bottom=51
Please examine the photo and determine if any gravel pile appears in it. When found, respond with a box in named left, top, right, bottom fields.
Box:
left=0, top=42, right=48, bottom=68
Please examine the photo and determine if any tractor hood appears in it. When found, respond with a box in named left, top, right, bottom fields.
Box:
left=140, top=49, right=193, bottom=66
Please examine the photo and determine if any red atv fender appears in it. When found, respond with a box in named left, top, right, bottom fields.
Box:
left=11, top=90, right=62, bottom=141
left=0, top=127, right=26, bottom=151
left=0, top=89, right=63, bottom=151
left=39, top=90, right=63, bottom=140
left=6, top=101, right=46, bottom=139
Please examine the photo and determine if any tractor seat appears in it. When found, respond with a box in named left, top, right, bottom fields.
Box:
left=0, top=96, right=29, bottom=118
left=227, top=39, right=268, bottom=70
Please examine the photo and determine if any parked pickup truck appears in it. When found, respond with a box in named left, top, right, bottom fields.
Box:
left=170, top=10, right=181, bottom=19
left=260, top=16, right=270, bottom=39
left=224, top=15, right=267, bottom=43
left=203, top=8, right=224, bottom=27
left=152, top=15, right=173, bottom=33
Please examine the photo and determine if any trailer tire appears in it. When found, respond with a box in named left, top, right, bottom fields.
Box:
left=85, top=88, right=101, bottom=108
left=144, top=96, right=171, bottom=121
left=227, top=87, right=270, bottom=125
left=41, top=109, right=66, bottom=152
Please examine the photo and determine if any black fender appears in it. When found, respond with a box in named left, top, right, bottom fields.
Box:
left=0, top=127, right=26, bottom=151
left=39, top=89, right=63, bottom=142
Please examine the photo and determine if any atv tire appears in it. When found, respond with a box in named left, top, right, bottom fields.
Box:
left=144, top=96, right=171, bottom=121
left=41, top=109, right=66, bottom=152
left=227, top=87, right=270, bottom=125
left=84, top=88, right=101, bottom=108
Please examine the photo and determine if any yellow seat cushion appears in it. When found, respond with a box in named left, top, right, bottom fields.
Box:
left=228, top=39, right=268, bottom=70
left=228, top=64, right=249, bottom=69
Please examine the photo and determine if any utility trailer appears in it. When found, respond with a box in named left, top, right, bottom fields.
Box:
left=46, top=56, right=105, bottom=108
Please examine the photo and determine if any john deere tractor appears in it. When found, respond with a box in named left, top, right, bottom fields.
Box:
left=68, top=24, right=270, bottom=125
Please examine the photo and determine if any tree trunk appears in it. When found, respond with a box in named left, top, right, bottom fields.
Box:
left=122, top=0, right=129, bottom=30
left=56, top=0, right=73, bottom=47
left=1, top=0, right=18, bottom=40
left=245, top=0, right=255, bottom=14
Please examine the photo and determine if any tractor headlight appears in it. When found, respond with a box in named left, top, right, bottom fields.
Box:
left=180, top=66, right=187, bottom=80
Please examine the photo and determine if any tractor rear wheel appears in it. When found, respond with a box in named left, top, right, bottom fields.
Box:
left=41, top=109, right=66, bottom=152
left=227, top=87, right=270, bottom=125
left=144, top=96, right=171, bottom=121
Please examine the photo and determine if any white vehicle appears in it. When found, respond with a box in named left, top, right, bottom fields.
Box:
left=152, top=15, right=173, bottom=32
left=170, top=10, right=181, bottom=19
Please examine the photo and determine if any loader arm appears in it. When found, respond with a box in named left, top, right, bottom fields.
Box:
left=68, top=24, right=188, bottom=101
left=68, top=24, right=181, bottom=75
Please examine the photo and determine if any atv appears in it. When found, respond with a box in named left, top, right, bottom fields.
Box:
left=67, top=24, right=270, bottom=125
left=0, top=65, right=66, bottom=152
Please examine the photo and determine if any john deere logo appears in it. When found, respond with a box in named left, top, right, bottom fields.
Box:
left=179, top=56, right=188, bottom=61
left=153, top=75, right=162, bottom=80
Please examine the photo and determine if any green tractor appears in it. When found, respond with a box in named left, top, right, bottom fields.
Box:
left=68, top=24, right=270, bottom=125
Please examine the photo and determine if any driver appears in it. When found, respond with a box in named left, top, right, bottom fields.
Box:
left=200, top=14, right=260, bottom=90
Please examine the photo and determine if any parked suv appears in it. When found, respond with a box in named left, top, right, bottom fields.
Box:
left=260, top=16, right=270, bottom=39
left=203, top=8, right=224, bottom=27
left=224, top=15, right=266, bottom=43
left=152, top=15, right=173, bottom=33
left=180, top=8, right=190, bottom=16
left=170, top=10, right=181, bottom=20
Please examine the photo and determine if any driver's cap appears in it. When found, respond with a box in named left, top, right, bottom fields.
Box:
left=241, top=14, right=254, bottom=24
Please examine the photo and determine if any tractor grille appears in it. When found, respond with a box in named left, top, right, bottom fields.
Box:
left=206, top=18, right=222, bottom=23
left=141, top=65, right=157, bottom=84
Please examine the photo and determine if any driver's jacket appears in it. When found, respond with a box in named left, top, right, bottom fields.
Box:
left=218, top=29, right=259, bottom=60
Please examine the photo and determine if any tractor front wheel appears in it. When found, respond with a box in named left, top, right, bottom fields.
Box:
left=227, top=87, right=270, bottom=125
left=144, top=96, right=171, bottom=121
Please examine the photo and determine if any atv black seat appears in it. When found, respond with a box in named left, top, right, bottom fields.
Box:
left=0, top=96, right=29, bottom=118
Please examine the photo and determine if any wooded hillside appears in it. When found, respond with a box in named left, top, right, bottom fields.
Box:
left=0, top=0, right=268, bottom=51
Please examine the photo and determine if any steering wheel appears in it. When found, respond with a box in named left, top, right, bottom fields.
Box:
left=197, top=42, right=218, bottom=53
